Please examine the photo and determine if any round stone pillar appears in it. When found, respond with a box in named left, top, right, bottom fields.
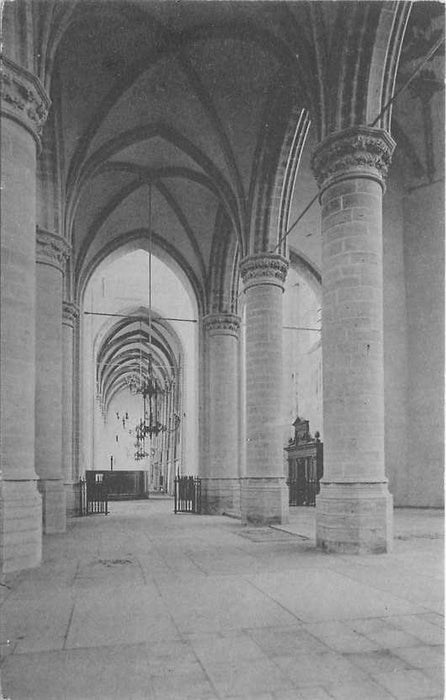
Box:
left=311, top=126, right=395, bottom=553
left=62, top=301, right=79, bottom=516
left=0, top=58, right=50, bottom=571
left=240, top=253, right=289, bottom=525
left=201, top=313, right=241, bottom=515
left=35, top=229, right=70, bottom=533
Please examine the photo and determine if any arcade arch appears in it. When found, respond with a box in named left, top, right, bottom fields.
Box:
left=80, top=248, right=199, bottom=492
left=1, top=0, right=443, bottom=574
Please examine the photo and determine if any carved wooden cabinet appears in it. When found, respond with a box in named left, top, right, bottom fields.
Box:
left=284, top=417, right=323, bottom=506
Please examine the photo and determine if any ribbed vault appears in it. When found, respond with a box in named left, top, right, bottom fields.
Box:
left=2, top=0, right=417, bottom=315
left=95, top=308, right=182, bottom=416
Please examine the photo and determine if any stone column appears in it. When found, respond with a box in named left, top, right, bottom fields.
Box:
left=35, top=229, right=70, bottom=533
left=201, top=313, right=241, bottom=515
left=311, top=125, right=395, bottom=553
left=0, top=58, right=50, bottom=572
left=239, top=253, right=289, bottom=525
left=62, top=301, right=79, bottom=516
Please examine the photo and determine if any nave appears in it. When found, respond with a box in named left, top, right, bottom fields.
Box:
left=1, top=500, right=443, bottom=700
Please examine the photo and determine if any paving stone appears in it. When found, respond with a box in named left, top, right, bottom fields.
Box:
left=357, top=626, right=427, bottom=649
left=202, top=657, right=295, bottom=696
left=424, top=600, right=444, bottom=615
left=0, top=501, right=443, bottom=700
left=425, top=664, right=445, bottom=683
left=346, top=617, right=394, bottom=635
left=246, top=624, right=330, bottom=657
left=331, top=567, right=444, bottom=607
left=304, top=620, right=381, bottom=653
left=14, top=634, right=66, bottom=654
left=223, top=694, right=275, bottom=700
left=347, top=615, right=431, bottom=648
left=274, top=652, right=369, bottom=687
left=346, top=648, right=414, bottom=674
left=421, top=613, right=444, bottom=628
left=248, top=569, right=422, bottom=623
left=326, top=679, right=396, bottom=700
left=2, top=591, right=74, bottom=653
left=65, top=587, right=181, bottom=648
left=391, top=644, right=444, bottom=669
left=191, top=632, right=267, bottom=664
left=272, top=689, right=333, bottom=700
left=387, top=614, right=445, bottom=645
left=151, top=672, right=217, bottom=699
left=160, top=577, right=298, bottom=633
left=0, top=640, right=15, bottom=663
left=370, top=668, right=444, bottom=699
left=2, top=646, right=156, bottom=700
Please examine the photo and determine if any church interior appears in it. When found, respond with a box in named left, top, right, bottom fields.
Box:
left=0, top=1, right=444, bottom=698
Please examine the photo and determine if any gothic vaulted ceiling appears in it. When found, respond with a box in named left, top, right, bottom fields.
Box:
left=24, top=0, right=438, bottom=311
left=51, top=1, right=305, bottom=308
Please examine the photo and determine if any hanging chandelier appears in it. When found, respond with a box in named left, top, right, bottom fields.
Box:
left=133, top=363, right=168, bottom=439
left=127, top=183, right=172, bottom=460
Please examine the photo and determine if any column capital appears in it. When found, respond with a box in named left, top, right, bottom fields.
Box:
left=62, top=301, right=80, bottom=327
left=1, top=57, right=51, bottom=146
left=311, top=126, right=396, bottom=193
left=203, top=313, right=241, bottom=337
left=36, top=227, right=71, bottom=272
left=240, top=253, right=289, bottom=292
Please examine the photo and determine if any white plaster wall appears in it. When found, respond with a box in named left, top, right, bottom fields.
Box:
left=403, top=181, right=444, bottom=507
left=383, top=163, right=444, bottom=508
left=80, top=249, right=198, bottom=478
left=383, top=174, right=409, bottom=506
left=282, top=266, right=322, bottom=446
left=96, top=392, right=144, bottom=471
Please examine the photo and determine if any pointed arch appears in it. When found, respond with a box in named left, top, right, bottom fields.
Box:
left=248, top=86, right=310, bottom=254
left=207, top=207, right=240, bottom=315
left=76, top=229, right=204, bottom=317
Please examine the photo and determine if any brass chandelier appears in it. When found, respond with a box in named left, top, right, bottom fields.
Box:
left=127, top=183, right=178, bottom=461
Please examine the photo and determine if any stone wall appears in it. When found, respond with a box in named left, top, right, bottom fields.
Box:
left=382, top=165, right=444, bottom=508
left=403, top=181, right=444, bottom=507
left=383, top=176, right=409, bottom=505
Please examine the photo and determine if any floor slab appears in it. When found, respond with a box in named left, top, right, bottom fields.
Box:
left=0, top=500, right=443, bottom=700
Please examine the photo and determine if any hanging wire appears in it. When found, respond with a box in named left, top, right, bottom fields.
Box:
left=370, top=33, right=445, bottom=128
left=147, top=183, right=153, bottom=468
left=271, top=32, right=445, bottom=255
left=139, top=319, right=142, bottom=387
left=148, top=182, right=153, bottom=361
left=272, top=193, right=319, bottom=253
left=83, top=311, right=197, bottom=322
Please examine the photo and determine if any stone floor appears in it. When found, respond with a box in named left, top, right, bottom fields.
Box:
left=0, top=500, right=443, bottom=700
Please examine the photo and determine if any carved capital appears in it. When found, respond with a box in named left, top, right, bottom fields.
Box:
left=240, top=253, right=288, bottom=292
left=203, top=313, right=241, bottom=337
left=36, top=228, right=71, bottom=272
left=311, top=126, right=396, bottom=192
left=1, top=57, right=50, bottom=146
left=62, top=301, right=80, bottom=327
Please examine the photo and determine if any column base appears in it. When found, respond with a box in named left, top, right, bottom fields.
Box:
left=241, top=477, right=289, bottom=526
left=64, top=481, right=78, bottom=518
left=316, top=481, right=393, bottom=554
left=200, top=478, right=240, bottom=517
left=0, top=479, right=42, bottom=573
left=38, top=479, right=66, bottom=534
